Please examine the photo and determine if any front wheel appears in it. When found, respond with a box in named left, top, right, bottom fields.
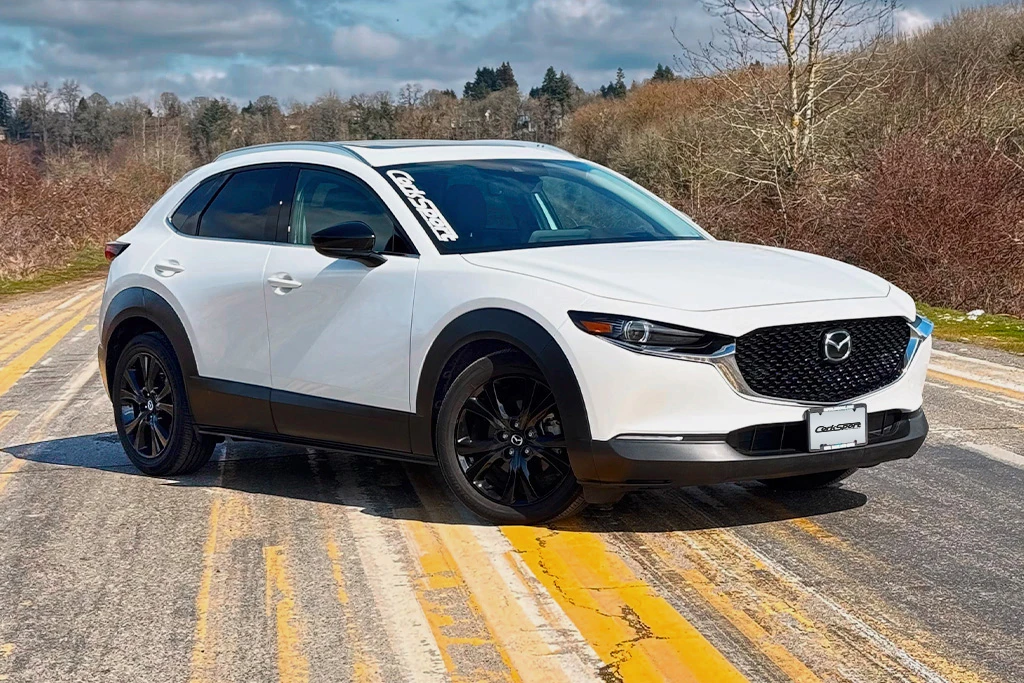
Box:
left=435, top=353, right=586, bottom=524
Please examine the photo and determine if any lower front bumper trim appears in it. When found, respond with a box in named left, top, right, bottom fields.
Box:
left=574, top=410, right=927, bottom=503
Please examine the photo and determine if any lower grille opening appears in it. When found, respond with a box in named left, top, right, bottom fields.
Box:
left=726, top=409, right=914, bottom=456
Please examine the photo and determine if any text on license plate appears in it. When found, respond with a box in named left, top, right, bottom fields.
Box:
left=806, top=404, right=867, bottom=451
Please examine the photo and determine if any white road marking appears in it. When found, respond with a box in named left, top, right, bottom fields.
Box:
left=469, top=524, right=605, bottom=682
left=333, top=476, right=447, bottom=683
left=55, top=292, right=88, bottom=311
left=948, top=389, right=1024, bottom=412
left=31, top=361, right=99, bottom=440
left=673, top=498, right=952, bottom=683
left=930, top=350, right=1024, bottom=395
left=961, top=442, right=1024, bottom=470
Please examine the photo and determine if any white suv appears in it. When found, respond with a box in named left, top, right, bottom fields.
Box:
left=98, top=140, right=932, bottom=523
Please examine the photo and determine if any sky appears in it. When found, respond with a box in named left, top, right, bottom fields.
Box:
left=0, top=0, right=986, bottom=105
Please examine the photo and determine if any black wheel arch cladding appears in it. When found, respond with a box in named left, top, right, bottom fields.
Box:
left=101, top=287, right=199, bottom=396
left=410, top=308, right=596, bottom=479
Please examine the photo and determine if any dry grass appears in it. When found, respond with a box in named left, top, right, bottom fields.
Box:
left=0, top=145, right=172, bottom=281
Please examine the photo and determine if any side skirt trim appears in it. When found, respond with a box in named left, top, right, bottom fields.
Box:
left=195, top=427, right=436, bottom=466
left=187, top=375, right=420, bottom=459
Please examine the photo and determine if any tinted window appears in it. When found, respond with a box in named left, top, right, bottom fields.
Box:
left=381, top=160, right=705, bottom=254
left=290, top=169, right=410, bottom=253
left=198, top=168, right=285, bottom=241
left=171, top=175, right=225, bottom=235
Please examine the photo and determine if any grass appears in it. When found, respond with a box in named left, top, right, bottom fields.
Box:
left=917, top=303, right=1024, bottom=355
left=0, top=246, right=108, bottom=298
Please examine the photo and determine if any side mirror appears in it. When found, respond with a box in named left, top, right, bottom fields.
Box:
left=311, top=222, right=386, bottom=267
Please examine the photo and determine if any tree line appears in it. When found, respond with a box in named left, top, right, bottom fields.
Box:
left=0, top=62, right=674, bottom=169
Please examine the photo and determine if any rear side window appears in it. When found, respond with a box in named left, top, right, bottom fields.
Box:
left=170, top=175, right=226, bottom=235
left=198, top=168, right=287, bottom=241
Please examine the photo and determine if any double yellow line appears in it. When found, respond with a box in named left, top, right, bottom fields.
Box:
left=0, top=291, right=102, bottom=497
left=0, top=292, right=101, bottom=397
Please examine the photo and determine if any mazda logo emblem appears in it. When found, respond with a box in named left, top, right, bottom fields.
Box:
left=823, top=330, right=852, bottom=362
left=510, top=434, right=524, bottom=446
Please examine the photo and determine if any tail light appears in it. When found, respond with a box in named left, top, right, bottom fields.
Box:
left=105, top=241, right=129, bottom=262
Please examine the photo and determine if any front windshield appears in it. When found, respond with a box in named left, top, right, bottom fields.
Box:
left=380, top=159, right=706, bottom=254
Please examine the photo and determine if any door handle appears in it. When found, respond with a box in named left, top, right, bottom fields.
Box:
left=154, top=260, right=185, bottom=276
left=267, top=274, right=303, bottom=293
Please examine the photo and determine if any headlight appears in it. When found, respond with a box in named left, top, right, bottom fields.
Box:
left=568, top=311, right=734, bottom=357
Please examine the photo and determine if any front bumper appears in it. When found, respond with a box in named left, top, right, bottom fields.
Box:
left=573, top=409, right=927, bottom=503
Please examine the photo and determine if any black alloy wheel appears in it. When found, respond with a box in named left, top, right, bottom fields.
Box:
left=435, top=352, right=586, bottom=524
left=455, top=374, right=571, bottom=506
left=120, top=351, right=175, bottom=458
left=112, top=331, right=215, bottom=476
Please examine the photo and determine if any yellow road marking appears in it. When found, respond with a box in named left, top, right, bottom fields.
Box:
left=642, top=536, right=821, bottom=683
left=669, top=512, right=988, bottom=683
left=928, top=369, right=1024, bottom=402
left=0, top=298, right=99, bottom=398
left=82, top=324, right=96, bottom=332
left=403, top=515, right=520, bottom=683
left=502, top=524, right=749, bottom=683
left=0, top=294, right=98, bottom=365
left=0, top=307, right=43, bottom=338
left=0, top=459, right=25, bottom=497
left=264, top=545, right=310, bottom=683
left=0, top=410, right=17, bottom=436
left=189, top=497, right=223, bottom=683
left=323, top=530, right=382, bottom=683
left=0, top=411, right=24, bottom=496
left=405, top=471, right=594, bottom=683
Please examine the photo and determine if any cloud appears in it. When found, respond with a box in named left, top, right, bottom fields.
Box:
left=0, top=0, right=980, bottom=104
left=332, top=25, right=403, bottom=61
left=895, top=9, right=934, bottom=34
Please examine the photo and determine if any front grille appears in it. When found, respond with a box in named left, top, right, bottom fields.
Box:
left=735, top=317, right=910, bottom=403
left=727, top=409, right=913, bottom=456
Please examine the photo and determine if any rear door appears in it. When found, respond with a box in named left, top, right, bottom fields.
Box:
left=154, top=166, right=292, bottom=406
left=263, top=166, right=419, bottom=451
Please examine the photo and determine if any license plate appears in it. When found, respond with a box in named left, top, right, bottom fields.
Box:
left=807, top=404, right=867, bottom=452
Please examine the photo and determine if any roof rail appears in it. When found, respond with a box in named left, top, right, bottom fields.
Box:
left=216, top=142, right=367, bottom=163
left=332, top=139, right=576, bottom=156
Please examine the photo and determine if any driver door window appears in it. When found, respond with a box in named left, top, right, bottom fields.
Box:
left=290, top=169, right=411, bottom=253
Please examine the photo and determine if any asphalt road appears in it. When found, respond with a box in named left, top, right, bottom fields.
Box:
left=0, top=281, right=1021, bottom=683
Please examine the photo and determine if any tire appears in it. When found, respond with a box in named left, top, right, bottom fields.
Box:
left=435, top=352, right=586, bottom=524
left=112, top=331, right=215, bottom=476
left=759, top=468, right=857, bottom=490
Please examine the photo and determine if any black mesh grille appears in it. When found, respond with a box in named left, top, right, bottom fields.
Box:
left=735, top=317, right=911, bottom=403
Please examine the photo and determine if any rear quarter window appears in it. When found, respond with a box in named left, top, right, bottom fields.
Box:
left=170, top=175, right=226, bottom=235
left=197, top=168, right=288, bottom=242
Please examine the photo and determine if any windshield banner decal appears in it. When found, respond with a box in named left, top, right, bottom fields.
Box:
left=386, top=170, right=459, bottom=242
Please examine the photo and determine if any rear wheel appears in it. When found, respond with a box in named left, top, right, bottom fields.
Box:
left=759, top=468, right=857, bottom=490
left=435, top=353, right=586, bottom=524
left=112, top=332, right=215, bottom=476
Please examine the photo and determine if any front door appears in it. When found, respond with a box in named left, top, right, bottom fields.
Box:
left=263, top=167, right=419, bottom=451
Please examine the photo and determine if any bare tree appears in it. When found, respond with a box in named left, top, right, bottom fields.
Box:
left=676, top=0, right=896, bottom=182
left=56, top=80, right=82, bottom=149
left=21, top=81, right=56, bottom=153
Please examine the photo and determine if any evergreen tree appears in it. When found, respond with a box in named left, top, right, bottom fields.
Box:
left=0, top=90, right=11, bottom=134
left=600, top=68, right=628, bottom=99
left=495, top=62, right=518, bottom=91
left=652, top=63, right=676, bottom=82
left=464, top=66, right=501, bottom=100
left=529, top=66, right=578, bottom=106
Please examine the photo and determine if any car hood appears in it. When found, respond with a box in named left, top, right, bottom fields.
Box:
left=461, top=240, right=891, bottom=312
